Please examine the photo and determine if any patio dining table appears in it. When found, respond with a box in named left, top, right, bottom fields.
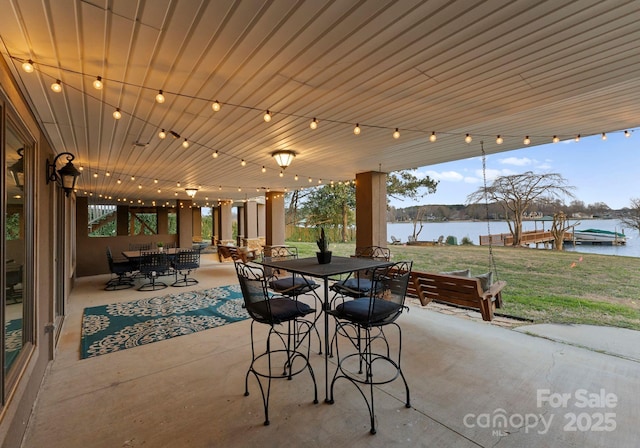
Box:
left=121, top=247, right=182, bottom=261
left=258, top=255, right=393, bottom=402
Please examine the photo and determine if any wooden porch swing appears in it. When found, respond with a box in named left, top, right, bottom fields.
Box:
left=407, top=142, right=506, bottom=321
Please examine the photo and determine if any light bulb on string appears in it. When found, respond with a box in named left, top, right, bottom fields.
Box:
left=393, top=128, right=400, bottom=139
left=113, top=108, right=122, bottom=120
left=51, top=80, right=62, bottom=93
left=465, top=133, right=472, bottom=144
left=429, top=132, right=437, bottom=142
left=279, top=171, right=284, bottom=177
left=22, top=59, right=34, bottom=73
left=575, top=134, right=580, bottom=142
left=156, top=90, right=165, bottom=103
left=523, top=136, right=531, bottom=145
left=496, top=135, right=503, bottom=144
left=158, top=129, right=166, bottom=139
left=310, top=118, right=318, bottom=129
left=182, top=139, right=189, bottom=149
left=93, top=76, right=103, bottom=90
left=212, top=150, right=218, bottom=158
left=552, top=135, right=560, bottom=143
left=212, top=101, right=221, bottom=112
left=624, top=130, right=630, bottom=138
left=354, top=124, right=361, bottom=135
left=263, top=110, right=272, bottom=122
left=261, top=166, right=266, bottom=173
left=601, top=132, right=607, bottom=141
left=241, top=159, right=246, bottom=166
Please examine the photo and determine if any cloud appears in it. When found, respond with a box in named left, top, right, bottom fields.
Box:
left=499, top=156, right=534, bottom=166
left=423, top=170, right=465, bottom=182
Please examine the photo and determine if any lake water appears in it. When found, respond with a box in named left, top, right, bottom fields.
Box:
left=388, top=219, right=640, bottom=258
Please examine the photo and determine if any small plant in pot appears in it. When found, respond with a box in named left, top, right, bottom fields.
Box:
left=316, top=227, right=332, bottom=264
left=156, top=242, right=164, bottom=252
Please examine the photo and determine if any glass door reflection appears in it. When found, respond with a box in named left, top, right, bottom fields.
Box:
left=4, top=122, right=26, bottom=374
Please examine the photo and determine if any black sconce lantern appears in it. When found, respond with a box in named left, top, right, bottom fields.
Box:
left=9, top=147, right=25, bottom=190
left=46, top=152, right=81, bottom=197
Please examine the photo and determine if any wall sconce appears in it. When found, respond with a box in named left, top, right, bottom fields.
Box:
left=9, top=148, right=24, bottom=190
left=46, top=152, right=81, bottom=197
left=185, top=188, right=198, bottom=198
left=272, top=150, right=296, bottom=169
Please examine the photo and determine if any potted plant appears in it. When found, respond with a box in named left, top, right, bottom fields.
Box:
left=316, top=227, right=332, bottom=264
left=156, top=241, right=164, bottom=252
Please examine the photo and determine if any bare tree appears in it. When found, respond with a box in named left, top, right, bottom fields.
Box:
left=467, top=171, right=575, bottom=246
left=620, top=198, right=640, bottom=233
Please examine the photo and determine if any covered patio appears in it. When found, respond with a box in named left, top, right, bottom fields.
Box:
left=21, top=254, right=639, bottom=447
left=1, top=1, right=640, bottom=446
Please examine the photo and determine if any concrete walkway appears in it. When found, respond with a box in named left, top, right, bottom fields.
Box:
left=515, top=324, right=640, bottom=363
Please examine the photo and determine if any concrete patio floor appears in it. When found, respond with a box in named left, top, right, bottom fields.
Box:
left=20, top=254, right=639, bottom=447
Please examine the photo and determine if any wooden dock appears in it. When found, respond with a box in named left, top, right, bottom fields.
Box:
left=480, top=230, right=573, bottom=248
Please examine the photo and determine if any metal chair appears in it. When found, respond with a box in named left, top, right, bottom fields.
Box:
left=328, top=260, right=413, bottom=434
left=171, top=249, right=200, bottom=287
left=105, top=247, right=135, bottom=291
left=235, top=261, right=318, bottom=426
left=137, top=250, right=170, bottom=291
left=263, top=246, right=323, bottom=352
left=330, top=246, right=391, bottom=300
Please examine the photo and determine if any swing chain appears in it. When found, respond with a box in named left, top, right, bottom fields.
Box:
left=481, top=141, right=500, bottom=281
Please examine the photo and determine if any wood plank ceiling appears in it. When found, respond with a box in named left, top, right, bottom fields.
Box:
left=1, top=0, right=639, bottom=204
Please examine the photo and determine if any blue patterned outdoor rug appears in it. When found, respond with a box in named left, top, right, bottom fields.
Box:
left=6, top=318, right=22, bottom=369
left=81, top=285, right=248, bottom=359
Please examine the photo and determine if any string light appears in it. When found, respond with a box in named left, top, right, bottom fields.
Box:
left=263, top=110, right=272, bottom=122
left=552, top=135, right=560, bottom=143
left=93, top=76, right=103, bottom=90
left=601, top=132, right=607, bottom=140
left=241, top=159, right=246, bottom=166
left=156, top=90, right=165, bottom=103
left=294, top=174, right=298, bottom=181
left=154, top=179, right=158, bottom=183
left=354, top=123, right=361, bottom=135
left=496, top=135, right=503, bottom=144
left=310, top=118, right=318, bottom=129
left=523, top=136, right=531, bottom=145
left=212, top=150, right=218, bottom=158
left=212, top=100, right=221, bottom=112
left=465, top=133, right=472, bottom=144
left=625, top=130, right=630, bottom=138
left=113, top=108, right=122, bottom=119
left=393, top=128, right=400, bottom=139
left=429, top=131, right=437, bottom=142
left=575, top=134, right=581, bottom=142
left=158, top=129, right=166, bottom=139
left=279, top=170, right=284, bottom=177
left=51, top=80, right=62, bottom=93
left=22, top=59, right=34, bottom=73
left=182, top=139, right=189, bottom=149
left=117, top=179, right=122, bottom=184
left=131, top=176, right=135, bottom=181
left=261, top=166, right=266, bottom=173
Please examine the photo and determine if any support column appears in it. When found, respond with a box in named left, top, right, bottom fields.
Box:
left=116, top=205, right=129, bottom=236
left=157, top=207, right=169, bottom=235
left=355, top=171, right=387, bottom=250
left=177, top=200, right=193, bottom=248
left=192, top=206, right=202, bottom=239
left=218, top=201, right=234, bottom=244
left=265, top=191, right=285, bottom=248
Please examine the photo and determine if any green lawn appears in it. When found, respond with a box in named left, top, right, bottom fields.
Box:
left=288, top=241, right=640, bottom=330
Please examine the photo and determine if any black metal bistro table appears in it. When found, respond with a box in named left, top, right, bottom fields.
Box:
left=259, top=255, right=393, bottom=402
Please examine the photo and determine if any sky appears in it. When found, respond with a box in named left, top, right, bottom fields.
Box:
left=389, top=130, right=640, bottom=210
